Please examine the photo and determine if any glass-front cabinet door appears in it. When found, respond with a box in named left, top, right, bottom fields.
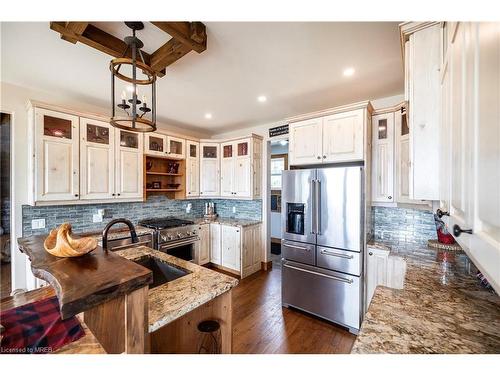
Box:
left=167, top=136, right=186, bottom=159
left=80, top=117, right=115, bottom=200
left=35, top=107, right=80, bottom=202
left=145, top=133, right=167, bottom=157
left=116, top=129, right=143, bottom=199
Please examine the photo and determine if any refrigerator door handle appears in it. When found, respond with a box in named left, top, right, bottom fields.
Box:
left=320, top=248, right=354, bottom=259
left=283, top=243, right=311, bottom=252
left=283, top=263, right=354, bottom=284
left=315, top=179, right=321, bottom=235
left=310, top=179, right=316, bottom=234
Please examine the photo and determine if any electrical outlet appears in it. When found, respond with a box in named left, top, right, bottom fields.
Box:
left=232, top=206, right=236, bottom=214
left=31, top=219, right=45, bottom=229
left=93, top=214, right=103, bottom=223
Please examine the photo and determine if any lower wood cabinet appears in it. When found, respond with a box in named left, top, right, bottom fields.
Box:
left=365, top=246, right=406, bottom=309
left=196, top=223, right=210, bottom=265
left=208, top=222, right=262, bottom=278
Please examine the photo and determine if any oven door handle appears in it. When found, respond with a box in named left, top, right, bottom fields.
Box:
left=160, top=237, right=200, bottom=250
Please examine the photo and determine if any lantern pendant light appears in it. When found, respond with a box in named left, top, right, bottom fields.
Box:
left=110, top=21, right=157, bottom=132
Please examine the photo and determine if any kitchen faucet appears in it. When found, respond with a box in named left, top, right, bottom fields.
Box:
left=102, top=218, right=138, bottom=250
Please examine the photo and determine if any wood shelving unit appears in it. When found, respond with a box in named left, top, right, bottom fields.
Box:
left=144, top=155, right=186, bottom=200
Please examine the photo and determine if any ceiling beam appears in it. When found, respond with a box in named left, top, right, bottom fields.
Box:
left=60, top=22, right=89, bottom=43
left=150, top=38, right=192, bottom=73
left=151, top=22, right=207, bottom=53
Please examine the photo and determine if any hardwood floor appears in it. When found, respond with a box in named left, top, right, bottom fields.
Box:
left=232, top=267, right=356, bottom=354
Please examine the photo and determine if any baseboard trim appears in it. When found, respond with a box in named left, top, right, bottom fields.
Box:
left=261, top=261, right=272, bottom=271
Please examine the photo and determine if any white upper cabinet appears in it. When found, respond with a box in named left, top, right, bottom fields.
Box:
left=220, top=142, right=235, bottom=197
left=186, top=140, right=200, bottom=197
left=80, top=117, right=115, bottom=200
left=200, top=143, right=220, bottom=196
left=115, top=129, right=143, bottom=199
left=220, top=139, right=253, bottom=198
left=371, top=112, right=395, bottom=203
left=289, top=118, right=323, bottom=165
left=288, top=104, right=370, bottom=167
left=166, top=135, right=185, bottom=159
left=33, top=108, right=80, bottom=202
left=144, top=133, right=167, bottom=157
left=394, top=108, right=414, bottom=204
left=322, top=109, right=364, bottom=163
left=403, top=23, right=441, bottom=200
left=144, top=133, right=185, bottom=159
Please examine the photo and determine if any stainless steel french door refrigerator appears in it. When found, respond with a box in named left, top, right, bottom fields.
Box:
left=281, top=166, right=364, bottom=333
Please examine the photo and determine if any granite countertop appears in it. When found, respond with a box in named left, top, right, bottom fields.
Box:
left=351, top=241, right=500, bottom=354
left=115, top=246, right=239, bottom=332
left=189, top=216, right=262, bottom=228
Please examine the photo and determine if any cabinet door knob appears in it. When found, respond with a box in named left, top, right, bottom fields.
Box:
left=437, top=209, right=449, bottom=218
left=74, top=194, right=79, bottom=197
left=369, top=252, right=373, bottom=256
left=117, top=193, right=121, bottom=196
left=453, top=224, right=473, bottom=237
left=323, top=155, right=326, bottom=159
left=388, top=196, right=392, bottom=200
left=317, top=156, right=321, bottom=159
left=112, top=193, right=115, bottom=196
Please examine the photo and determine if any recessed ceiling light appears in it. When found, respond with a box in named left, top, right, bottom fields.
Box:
left=257, top=95, right=267, bottom=103
left=343, top=67, right=355, bottom=77
left=204, top=113, right=212, bottom=119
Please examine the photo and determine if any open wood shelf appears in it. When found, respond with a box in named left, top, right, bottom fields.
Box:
left=144, top=155, right=186, bottom=200
left=146, top=189, right=182, bottom=192
left=146, top=172, right=183, bottom=176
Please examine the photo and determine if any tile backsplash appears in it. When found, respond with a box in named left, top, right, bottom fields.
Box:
left=22, top=196, right=263, bottom=236
left=372, top=206, right=437, bottom=244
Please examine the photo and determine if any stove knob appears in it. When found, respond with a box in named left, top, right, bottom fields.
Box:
left=167, top=235, right=174, bottom=240
left=161, top=235, right=167, bottom=242
left=177, top=233, right=182, bottom=238
left=187, top=231, right=192, bottom=236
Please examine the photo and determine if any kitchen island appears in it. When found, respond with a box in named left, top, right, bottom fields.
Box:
left=351, top=241, right=500, bottom=354
left=15, top=234, right=238, bottom=354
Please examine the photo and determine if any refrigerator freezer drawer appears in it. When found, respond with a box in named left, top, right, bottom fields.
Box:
left=317, top=246, right=361, bottom=276
left=281, top=240, right=315, bottom=266
left=282, top=260, right=361, bottom=330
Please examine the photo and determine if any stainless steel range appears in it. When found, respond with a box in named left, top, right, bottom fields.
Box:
left=138, top=217, right=199, bottom=261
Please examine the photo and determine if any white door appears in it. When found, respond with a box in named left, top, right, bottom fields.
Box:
left=449, top=22, right=473, bottom=250
left=372, top=113, right=395, bottom=203
left=186, top=141, right=200, bottom=197
left=115, top=130, right=143, bottom=199
left=166, top=135, right=186, bottom=159
left=366, top=247, right=389, bottom=307
left=322, top=109, right=364, bottom=163
left=220, top=142, right=235, bottom=197
left=468, top=22, right=500, bottom=292
left=395, top=109, right=413, bottom=204
left=35, top=108, right=80, bottom=202
left=80, top=117, right=115, bottom=200
left=200, top=143, right=220, bottom=196
left=197, top=224, right=210, bottom=265
left=289, top=118, right=322, bottom=165
left=210, top=223, right=222, bottom=265
left=221, top=225, right=241, bottom=271
left=234, top=139, right=251, bottom=198
left=144, top=133, right=167, bottom=157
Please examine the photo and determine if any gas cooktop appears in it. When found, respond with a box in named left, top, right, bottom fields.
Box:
left=138, top=217, right=194, bottom=230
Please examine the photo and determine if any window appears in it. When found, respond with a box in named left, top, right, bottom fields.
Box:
left=270, top=156, right=286, bottom=190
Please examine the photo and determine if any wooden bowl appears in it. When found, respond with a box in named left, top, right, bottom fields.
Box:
left=44, top=223, right=97, bottom=257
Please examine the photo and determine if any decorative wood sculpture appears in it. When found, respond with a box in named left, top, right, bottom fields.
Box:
left=44, top=223, right=97, bottom=257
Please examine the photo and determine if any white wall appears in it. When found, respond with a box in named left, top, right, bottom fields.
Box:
left=0, top=81, right=210, bottom=292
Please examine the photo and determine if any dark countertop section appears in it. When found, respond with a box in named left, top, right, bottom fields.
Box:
left=17, top=235, right=152, bottom=319
left=351, top=240, right=500, bottom=354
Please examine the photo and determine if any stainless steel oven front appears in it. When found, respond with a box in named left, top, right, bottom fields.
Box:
left=158, top=236, right=199, bottom=262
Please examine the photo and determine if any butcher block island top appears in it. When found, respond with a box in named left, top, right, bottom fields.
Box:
left=115, top=246, right=239, bottom=332
left=17, top=235, right=152, bottom=319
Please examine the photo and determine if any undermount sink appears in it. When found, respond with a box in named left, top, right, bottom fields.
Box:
left=134, top=256, right=191, bottom=288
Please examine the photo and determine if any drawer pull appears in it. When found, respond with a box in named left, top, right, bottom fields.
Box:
left=320, top=249, right=354, bottom=259
left=284, top=243, right=310, bottom=252
left=283, top=263, right=353, bottom=284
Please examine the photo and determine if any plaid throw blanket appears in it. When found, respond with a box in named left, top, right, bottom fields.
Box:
left=0, top=296, right=85, bottom=354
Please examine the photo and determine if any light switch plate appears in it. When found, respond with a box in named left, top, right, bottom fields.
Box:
left=31, top=219, right=45, bottom=229
left=93, top=214, right=103, bottom=223
left=232, top=206, right=236, bottom=214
